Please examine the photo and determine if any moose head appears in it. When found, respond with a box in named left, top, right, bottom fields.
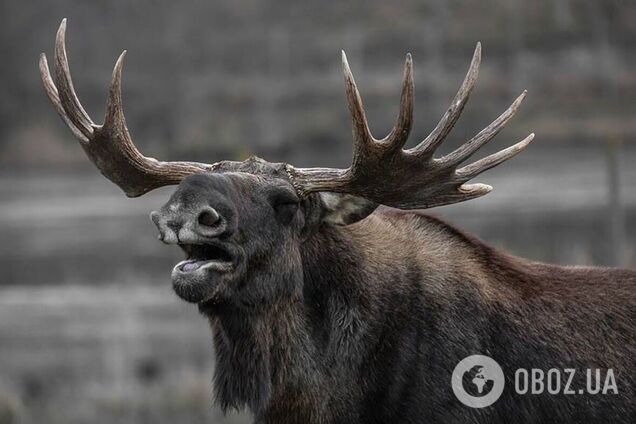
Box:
left=40, top=20, right=532, bottom=314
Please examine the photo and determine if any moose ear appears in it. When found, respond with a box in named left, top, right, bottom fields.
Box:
left=319, top=193, right=378, bottom=226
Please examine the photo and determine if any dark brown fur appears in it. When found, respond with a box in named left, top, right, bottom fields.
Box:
left=202, top=205, right=635, bottom=423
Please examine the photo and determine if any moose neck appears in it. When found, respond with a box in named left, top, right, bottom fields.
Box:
left=207, top=223, right=381, bottom=422
left=208, top=274, right=324, bottom=420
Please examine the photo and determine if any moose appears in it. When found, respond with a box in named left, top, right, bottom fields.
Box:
left=40, top=20, right=634, bottom=424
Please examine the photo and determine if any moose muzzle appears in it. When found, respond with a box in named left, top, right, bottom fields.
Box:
left=149, top=192, right=240, bottom=303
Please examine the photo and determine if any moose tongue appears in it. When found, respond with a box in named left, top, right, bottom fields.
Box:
left=182, top=261, right=203, bottom=272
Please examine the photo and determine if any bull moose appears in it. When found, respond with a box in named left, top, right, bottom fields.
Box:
left=40, top=20, right=634, bottom=424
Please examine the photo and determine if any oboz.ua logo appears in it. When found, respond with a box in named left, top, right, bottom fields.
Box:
left=451, top=355, right=505, bottom=408
left=451, top=354, right=619, bottom=408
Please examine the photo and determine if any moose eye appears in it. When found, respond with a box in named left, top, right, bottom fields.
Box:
left=274, top=202, right=299, bottom=223
left=269, top=188, right=300, bottom=224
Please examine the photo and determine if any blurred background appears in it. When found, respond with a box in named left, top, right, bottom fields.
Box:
left=1, top=0, right=635, bottom=423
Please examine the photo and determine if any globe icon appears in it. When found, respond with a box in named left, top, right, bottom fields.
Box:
left=461, top=365, right=495, bottom=397
left=452, top=355, right=505, bottom=408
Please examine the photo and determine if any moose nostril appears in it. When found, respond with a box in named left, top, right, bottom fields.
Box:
left=166, top=220, right=181, bottom=233
left=197, top=207, right=220, bottom=227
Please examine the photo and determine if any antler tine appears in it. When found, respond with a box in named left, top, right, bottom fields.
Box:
left=341, top=51, right=376, bottom=158
left=458, top=183, right=493, bottom=198
left=456, top=133, right=534, bottom=180
left=423, top=183, right=493, bottom=208
left=409, top=42, right=481, bottom=157
left=382, top=53, right=414, bottom=151
left=104, top=50, right=128, bottom=130
left=95, top=49, right=157, bottom=175
left=39, top=53, right=88, bottom=142
left=53, top=18, right=94, bottom=138
left=441, top=90, right=527, bottom=165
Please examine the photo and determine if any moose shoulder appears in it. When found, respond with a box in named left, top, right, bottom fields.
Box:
left=40, top=20, right=635, bottom=424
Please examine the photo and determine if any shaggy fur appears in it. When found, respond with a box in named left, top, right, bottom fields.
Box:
left=153, top=170, right=635, bottom=424
left=211, top=209, right=635, bottom=423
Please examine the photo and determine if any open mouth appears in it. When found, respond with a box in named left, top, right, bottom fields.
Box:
left=175, top=242, right=236, bottom=274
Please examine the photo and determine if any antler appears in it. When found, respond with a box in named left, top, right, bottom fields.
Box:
left=288, top=44, right=534, bottom=209
left=39, top=19, right=218, bottom=197
left=41, top=21, right=532, bottom=208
